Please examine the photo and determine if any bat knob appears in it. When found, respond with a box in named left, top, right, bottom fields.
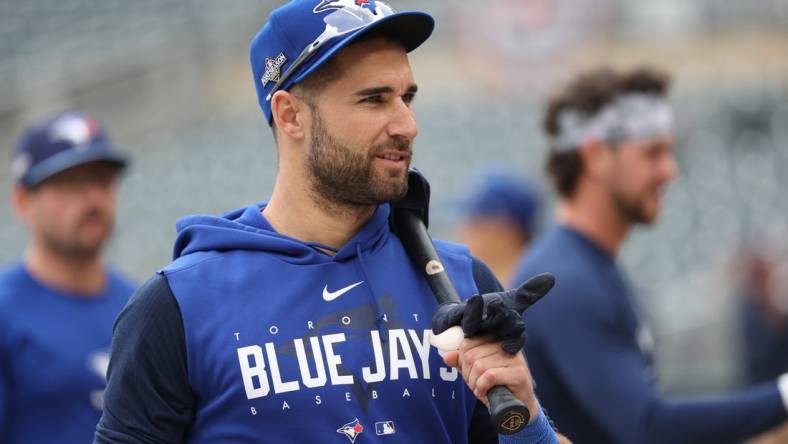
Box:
left=429, top=325, right=464, bottom=352
left=489, top=386, right=531, bottom=434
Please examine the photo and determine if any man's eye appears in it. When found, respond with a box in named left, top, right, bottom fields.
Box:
left=402, top=93, right=415, bottom=104
left=361, top=95, right=383, bottom=103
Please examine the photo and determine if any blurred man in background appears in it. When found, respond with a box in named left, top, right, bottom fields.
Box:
left=512, top=66, right=788, bottom=443
left=0, top=111, right=134, bottom=444
left=454, top=169, right=543, bottom=285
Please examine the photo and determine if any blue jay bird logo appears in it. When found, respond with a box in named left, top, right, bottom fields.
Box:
left=336, top=418, right=365, bottom=443
left=314, top=0, right=377, bottom=13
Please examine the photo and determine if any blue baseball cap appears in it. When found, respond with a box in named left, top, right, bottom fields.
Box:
left=462, top=171, right=544, bottom=236
left=250, top=0, right=435, bottom=125
left=10, top=111, right=128, bottom=188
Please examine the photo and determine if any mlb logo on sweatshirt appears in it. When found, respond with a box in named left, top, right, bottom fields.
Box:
left=375, top=420, right=396, bottom=435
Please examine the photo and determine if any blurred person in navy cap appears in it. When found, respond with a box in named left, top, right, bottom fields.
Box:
left=0, top=111, right=135, bottom=444
left=454, top=169, right=543, bottom=286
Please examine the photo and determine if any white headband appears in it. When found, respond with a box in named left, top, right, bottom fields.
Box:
left=550, top=93, right=674, bottom=152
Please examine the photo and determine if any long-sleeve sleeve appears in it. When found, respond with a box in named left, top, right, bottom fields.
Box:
left=529, top=283, right=786, bottom=444
left=94, top=273, right=195, bottom=444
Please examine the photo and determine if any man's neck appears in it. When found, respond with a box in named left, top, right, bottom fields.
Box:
left=556, top=190, right=631, bottom=257
left=24, top=243, right=106, bottom=296
left=263, top=177, right=376, bottom=252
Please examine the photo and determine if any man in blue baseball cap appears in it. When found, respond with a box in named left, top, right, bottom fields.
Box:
left=0, top=111, right=135, bottom=444
left=96, top=1, right=559, bottom=443
left=455, top=170, right=544, bottom=286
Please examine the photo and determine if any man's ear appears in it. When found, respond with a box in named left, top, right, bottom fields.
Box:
left=271, top=90, right=309, bottom=140
left=11, top=185, right=32, bottom=227
left=579, top=138, right=612, bottom=180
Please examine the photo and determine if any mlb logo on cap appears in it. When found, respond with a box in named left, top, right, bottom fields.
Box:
left=11, top=111, right=128, bottom=188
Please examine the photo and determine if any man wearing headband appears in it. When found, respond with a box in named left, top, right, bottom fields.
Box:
left=95, top=1, right=558, bottom=442
left=511, top=66, right=788, bottom=443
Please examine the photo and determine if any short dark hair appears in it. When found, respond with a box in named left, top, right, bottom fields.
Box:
left=544, top=66, right=671, bottom=198
left=289, top=57, right=342, bottom=106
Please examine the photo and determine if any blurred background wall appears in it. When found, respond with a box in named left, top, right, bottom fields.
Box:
left=1, top=0, right=787, bottom=395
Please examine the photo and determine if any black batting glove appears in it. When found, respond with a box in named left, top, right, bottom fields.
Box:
left=431, top=273, right=555, bottom=354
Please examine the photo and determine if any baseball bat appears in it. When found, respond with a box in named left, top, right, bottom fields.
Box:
left=391, top=170, right=531, bottom=435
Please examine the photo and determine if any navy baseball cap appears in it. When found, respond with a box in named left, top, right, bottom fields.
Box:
left=11, top=111, right=128, bottom=188
left=251, top=0, right=435, bottom=125
left=463, top=171, right=543, bottom=236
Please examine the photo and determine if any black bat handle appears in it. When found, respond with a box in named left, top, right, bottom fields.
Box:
left=394, top=209, right=531, bottom=435
left=488, top=386, right=531, bottom=434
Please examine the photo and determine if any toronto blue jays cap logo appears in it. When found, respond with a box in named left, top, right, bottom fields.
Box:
left=336, top=418, right=364, bottom=442
left=49, top=113, right=101, bottom=147
left=314, top=0, right=377, bottom=13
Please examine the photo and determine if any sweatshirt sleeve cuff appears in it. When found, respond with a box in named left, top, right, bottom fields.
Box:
left=778, top=373, right=788, bottom=412
left=498, top=410, right=558, bottom=444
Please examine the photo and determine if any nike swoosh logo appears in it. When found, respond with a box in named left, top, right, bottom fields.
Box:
left=323, top=281, right=364, bottom=301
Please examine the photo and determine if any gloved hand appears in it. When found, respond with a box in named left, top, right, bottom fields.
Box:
left=431, top=273, right=555, bottom=354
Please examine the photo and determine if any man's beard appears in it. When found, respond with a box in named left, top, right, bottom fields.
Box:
left=610, top=185, right=658, bottom=225
left=41, top=209, right=113, bottom=261
left=307, top=111, right=411, bottom=208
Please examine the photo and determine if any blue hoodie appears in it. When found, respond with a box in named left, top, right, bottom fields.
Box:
left=97, top=202, right=559, bottom=444
left=96, top=201, right=564, bottom=444
left=163, top=202, right=483, bottom=443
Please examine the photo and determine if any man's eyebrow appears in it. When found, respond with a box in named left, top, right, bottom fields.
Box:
left=354, top=84, right=419, bottom=97
left=355, top=86, right=393, bottom=97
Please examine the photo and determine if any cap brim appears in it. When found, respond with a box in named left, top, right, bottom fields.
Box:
left=290, top=10, right=435, bottom=89
left=22, top=143, right=128, bottom=187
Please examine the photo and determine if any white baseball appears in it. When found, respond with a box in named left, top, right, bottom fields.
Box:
left=429, top=325, right=465, bottom=352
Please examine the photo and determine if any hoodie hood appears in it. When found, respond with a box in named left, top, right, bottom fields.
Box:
left=172, top=202, right=392, bottom=264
